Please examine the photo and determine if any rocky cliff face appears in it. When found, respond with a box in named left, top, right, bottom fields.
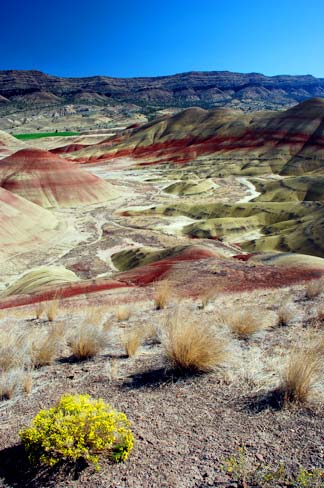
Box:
left=1, top=69, right=324, bottom=111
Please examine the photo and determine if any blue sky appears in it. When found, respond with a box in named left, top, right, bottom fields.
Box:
left=1, top=0, right=324, bottom=78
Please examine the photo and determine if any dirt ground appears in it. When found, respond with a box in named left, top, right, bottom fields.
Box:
left=0, top=285, right=324, bottom=488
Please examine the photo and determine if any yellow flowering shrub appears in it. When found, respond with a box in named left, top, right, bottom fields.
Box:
left=19, top=394, right=134, bottom=469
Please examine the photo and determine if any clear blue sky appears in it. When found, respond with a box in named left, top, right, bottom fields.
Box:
left=1, top=0, right=324, bottom=78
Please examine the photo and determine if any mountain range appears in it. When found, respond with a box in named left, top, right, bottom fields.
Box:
left=1, top=69, right=324, bottom=111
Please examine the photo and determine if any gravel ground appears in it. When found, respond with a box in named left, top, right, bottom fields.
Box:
left=0, top=286, right=323, bottom=488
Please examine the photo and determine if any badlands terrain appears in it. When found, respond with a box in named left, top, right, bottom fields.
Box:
left=0, top=94, right=324, bottom=487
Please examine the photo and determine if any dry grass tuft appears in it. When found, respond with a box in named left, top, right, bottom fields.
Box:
left=275, top=304, right=295, bottom=327
left=0, top=369, right=23, bottom=400
left=86, top=307, right=104, bottom=326
left=68, top=323, right=110, bottom=360
left=162, top=309, right=228, bottom=373
left=219, top=309, right=272, bottom=339
left=154, top=280, right=173, bottom=310
left=143, top=323, right=161, bottom=345
left=305, top=278, right=324, bottom=300
left=46, top=300, right=60, bottom=322
left=116, top=305, right=131, bottom=322
left=35, top=302, right=45, bottom=320
left=31, top=323, right=65, bottom=367
left=124, top=327, right=145, bottom=357
left=23, top=372, right=33, bottom=394
left=106, top=359, right=119, bottom=381
left=102, top=319, right=114, bottom=333
left=199, top=287, right=218, bottom=309
left=278, top=345, right=323, bottom=405
left=316, top=305, right=324, bottom=324
left=0, top=328, right=30, bottom=372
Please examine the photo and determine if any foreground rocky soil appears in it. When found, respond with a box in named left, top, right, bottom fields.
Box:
left=0, top=283, right=324, bottom=488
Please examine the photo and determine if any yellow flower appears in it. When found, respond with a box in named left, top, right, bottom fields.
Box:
left=20, top=394, right=134, bottom=469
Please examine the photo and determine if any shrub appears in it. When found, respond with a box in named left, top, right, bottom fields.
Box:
left=20, top=394, right=134, bottom=469
left=163, top=309, right=227, bottom=373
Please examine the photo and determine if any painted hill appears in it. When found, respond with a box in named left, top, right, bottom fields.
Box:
left=1, top=69, right=324, bottom=112
left=0, top=129, right=25, bottom=158
left=68, top=98, right=324, bottom=174
left=2, top=266, right=79, bottom=297
left=75, top=98, right=323, bottom=258
left=0, top=186, right=58, bottom=259
left=0, top=148, right=120, bottom=208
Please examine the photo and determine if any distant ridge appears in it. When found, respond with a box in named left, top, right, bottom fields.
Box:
left=1, top=69, right=324, bottom=111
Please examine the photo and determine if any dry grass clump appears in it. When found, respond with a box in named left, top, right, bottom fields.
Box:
left=154, top=280, right=174, bottom=310
left=275, top=304, right=295, bottom=327
left=23, top=372, right=33, bottom=394
left=35, top=302, right=45, bottom=320
left=219, top=308, right=272, bottom=339
left=46, top=300, right=60, bottom=321
left=143, top=323, right=161, bottom=345
left=199, top=287, right=218, bottom=309
left=305, top=278, right=324, bottom=300
left=278, top=345, right=323, bottom=404
left=124, top=327, right=144, bottom=357
left=316, top=305, right=324, bottom=323
left=0, top=327, right=32, bottom=401
left=68, top=323, right=110, bottom=360
left=162, top=309, right=228, bottom=373
left=86, top=307, right=105, bottom=326
left=124, top=323, right=160, bottom=357
left=116, top=304, right=131, bottom=322
left=0, top=328, right=30, bottom=372
left=31, top=323, right=65, bottom=368
left=0, top=369, right=24, bottom=400
left=105, top=358, right=119, bottom=381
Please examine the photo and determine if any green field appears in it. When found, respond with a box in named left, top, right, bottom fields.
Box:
left=14, top=131, right=80, bottom=140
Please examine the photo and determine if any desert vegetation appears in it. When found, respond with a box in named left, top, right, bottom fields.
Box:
left=20, top=394, right=134, bottom=468
left=153, top=280, right=174, bottom=310
left=116, top=304, right=131, bottom=321
left=46, top=299, right=60, bottom=322
left=31, top=323, right=65, bottom=368
left=222, top=446, right=324, bottom=487
left=275, top=302, right=295, bottom=327
left=218, top=308, right=273, bottom=339
left=162, top=308, right=228, bottom=372
left=124, top=326, right=144, bottom=357
left=305, top=277, right=324, bottom=300
left=276, top=344, right=324, bottom=405
left=68, top=322, right=110, bottom=360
